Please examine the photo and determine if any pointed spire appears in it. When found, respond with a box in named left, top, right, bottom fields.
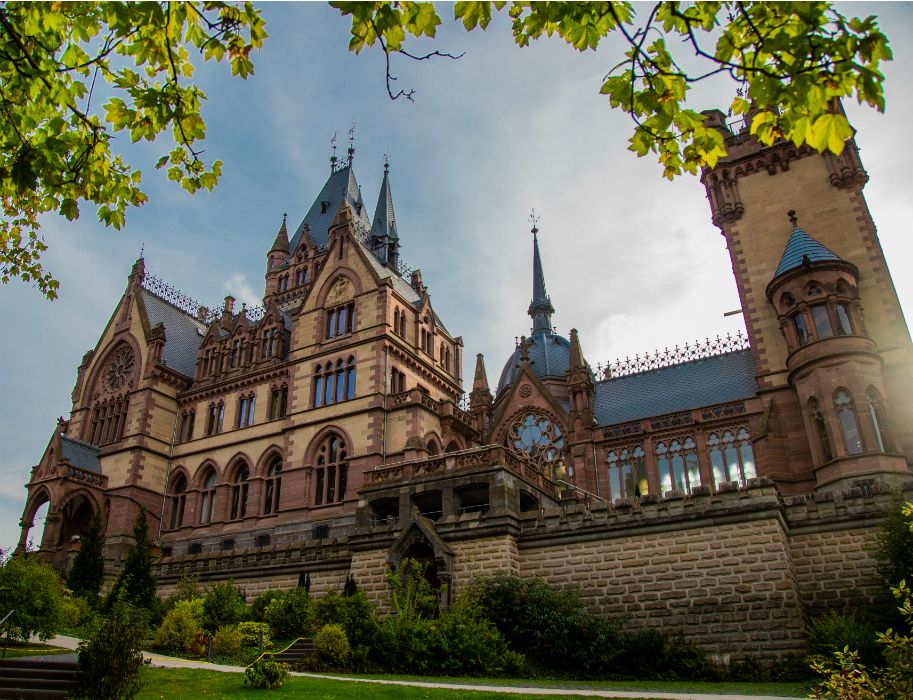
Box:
left=568, top=328, right=585, bottom=370
left=371, top=159, right=398, bottom=240
left=472, top=353, right=490, bottom=392
left=128, top=256, right=145, bottom=290
left=270, top=213, right=289, bottom=253
left=527, top=211, right=555, bottom=333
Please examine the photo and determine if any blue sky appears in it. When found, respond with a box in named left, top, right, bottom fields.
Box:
left=2, top=3, right=912, bottom=551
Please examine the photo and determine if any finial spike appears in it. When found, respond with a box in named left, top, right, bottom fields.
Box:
left=139, top=242, right=144, bottom=258
left=529, top=208, right=540, bottom=235
left=788, top=209, right=798, bottom=227
left=347, top=121, right=356, bottom=166
left=383, top=152, right=390, bottom=172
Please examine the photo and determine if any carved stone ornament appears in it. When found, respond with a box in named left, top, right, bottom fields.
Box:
left=326, top=277, right=352, bottom=306
left=506, top=412, right=565, bottom=474
left=519, top=383, right=532, bottom=398
left=103, top=346, right=135, bottom=393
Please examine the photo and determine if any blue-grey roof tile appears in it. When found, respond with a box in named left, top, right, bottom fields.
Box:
left=289, top=166, right=371, bottom=253
left=773, top=227, right=843, bottom=278
left=593, top=349, right=758, bottom=425
left=497, top=330, right=571, bottom=394
left=60, top=435, right=101, bottom=473
left=142, top=290, right=207, bottom=377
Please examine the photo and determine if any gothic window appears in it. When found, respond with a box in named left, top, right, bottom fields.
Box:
left=399, top=311, right=406, bottom=337
left=326, top=302, right=356, bottom=339
left=88, top=397, right=129, bottom=446
left=708, top=429, right=756, bottom=487
left=261, top=328, right=280, bottom=359
left=269, top=385, right=288, bottom=420
left=866, top=387, right=891, bottom=453
left=230, top=339, right=242, bottom=368
left=793, top=312, right=810, bottom=346
left=507, top=413, right=566, bottom=477
left=229, top=464, right=250, bottom=520
left=444, top=346, right=451, bottom=373
left=811, top=304, right=834, bottom=339
left=390, top=367, right=406, bottom=394
left=263, top=457, right=282, bottom=515
left=657, top=437, right=701, bottom=494
left=206, top=401, right=224, bottom=436
left=179, top=410, right=195, bottom=442
left=835, top=389, right=864, bottom=455
left=607, top=447, right=648, bottom=501
left=313, top=357, right=356, bottom=407
left=102, top=346, right=135, bottom=393
left=199, top=469, right=217, bottom=525
left=314, top=434, right=348, bottom=506
left=393, top=308, right=401, bottom=336
left=167, top=474, right=187, bottom=530
left=835, top=303, right=853, bottom=335
left=202, top=348, right=212, bottom=376
left=237, top=393, right=256, bottom=428
left=810, top=398, right=833, bottom=463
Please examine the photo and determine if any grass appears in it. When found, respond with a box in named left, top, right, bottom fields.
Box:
left=136, top=667, right=809, bottom=699
left=0, top=642, right=73, bottom=658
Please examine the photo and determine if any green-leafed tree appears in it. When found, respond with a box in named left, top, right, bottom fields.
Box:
left=67, top=512, right=105, bottom=605
left=332, top=2, right=891, bottom=179
left=0, top=552, right=65, bottom=642
left=0, top=2, right=266, bottom=298
left=105, top=506, right=157, bottom=612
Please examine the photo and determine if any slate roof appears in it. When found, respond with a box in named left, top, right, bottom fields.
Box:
left=593, top=349, right=758, bottom=426
left=60, top=435, right=101, bottom=474
left=497, top=330, right=571, bottom=394
left=141, top=290, right=207, bottom=377
left=289, top=166, right=371, bottom=253
left=371, top=167, right=398, bottom=240
left=773, top=227, right=844, bottom=278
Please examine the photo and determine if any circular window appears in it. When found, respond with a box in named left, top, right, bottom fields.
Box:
left=103, top=347, right=135, bottom=393
left=507, top=413, right=565, bottom=475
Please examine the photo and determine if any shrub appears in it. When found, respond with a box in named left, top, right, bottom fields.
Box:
left=238, top=621, right=271, bottom=648
left=244, top=657, right=289, bottom=689
left=60, top=595, right=94, bottom=631
left=212, top=624, right=242, bottom=656
left=202, top=580, right=246, bottom=633
left=0, top=553, right=65, bottom=641
left=153, top=598, right=204, bottom=654
left=314, top=590, right=379, bottom=655
left=249, top=589, right=284, bottom=622
left=432, top=597, right=513, bottom=676
left=67, top=513, right=105, bottom=605
left=806, top=608, right=882, bottom=668
left=77, top=601, right=147, bottom=700
left=874, top=500, right=913, bottom=588
left=264, top=587, right=314, bottom=640
left=314, top=623, right=350, bottom=668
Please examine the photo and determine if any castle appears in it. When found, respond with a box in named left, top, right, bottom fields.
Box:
left=18, top=111, right=913, bottom=660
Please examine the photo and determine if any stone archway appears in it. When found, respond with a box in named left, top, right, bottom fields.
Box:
left=388, top=511, right=454, bottom=607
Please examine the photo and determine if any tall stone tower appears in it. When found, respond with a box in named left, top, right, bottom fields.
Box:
left=700, top=108, right=913, bottom=493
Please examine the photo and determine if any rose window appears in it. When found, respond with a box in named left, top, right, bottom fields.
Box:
left=103, top=347, right=135, bottom=393
left=507, top=413, right=565, bottom=476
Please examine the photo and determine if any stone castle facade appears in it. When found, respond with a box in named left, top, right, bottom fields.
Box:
left=18, top=112, right=913, bottom=660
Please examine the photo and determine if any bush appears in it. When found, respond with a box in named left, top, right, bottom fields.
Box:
left=60, top=595, right=94, bottom=631
left=77, top=601, right=147, bottom=700
left=249, top=589, right=284, bottom=622
left=244, top=657, right=289, bottom=689
left=432, top=597, right=513, bottom=676
left=264, top=587, right=314, bottom=640
left=313, top=590, right=379, bottom=658
left=0, top=553, right=65, bottom=642
left=874, top=500, right=913, bottom=588
left=104, top=507, right=156, bottom=613
left=212, top=624, right=242, bottom=656
left=67, top=513, right=105, bottom=604
left=202, top=581, right=246, bottom=633
left=806, top=608, right=882, bottom=668
left=153, top=598, right=204, bottom=654
left=314, top=624, right=350, bottom=668
left=238, top=621, right=271, bottom=649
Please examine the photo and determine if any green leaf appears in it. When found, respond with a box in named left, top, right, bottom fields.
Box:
left=809, top=113, right=853, bottom=154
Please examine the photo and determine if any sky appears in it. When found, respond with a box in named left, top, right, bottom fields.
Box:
left=2, top=2, right=912, bottom=552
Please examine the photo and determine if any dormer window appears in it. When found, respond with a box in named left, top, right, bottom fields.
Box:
left=320, top=201, right=329, bottom=214
left=262, top=328, right=280, bottom=359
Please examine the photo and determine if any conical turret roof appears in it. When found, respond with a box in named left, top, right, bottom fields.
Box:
left=773, top=226, right=844, bottom=278
left=371, top=163, right=398, bottom=240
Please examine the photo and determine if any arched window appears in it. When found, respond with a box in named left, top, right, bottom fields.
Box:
left=393, top=308, right=400, bottom=335
left=263, top=457, right=282, bottom=515
left=399, top=311, right=406, bottom=337
left=326, top=302, right=356, bottom=339
left=835, top=389, right=864, bottom=455
left=866, top=387, right=891, bottom=452
left=237, top=392, right=256, bottom=428
left=229, top=464, right=250, bottom=520
left=606, top=446, right=647, bottom=501
left=168, top=473, right=187, bottom=530
left=835, top=303, right=853, bottom=335
left=199, top=469, right=217, bottom=525
left=657, top=437, right=701, bottom=494
left=314, top=364, right=324, bottom=408
left=261, top=327, right=280, bottom=359
left=810, top=398, right=833, bottom=462
left=793, top=312, right=810, bottom=346
left=313, top=358, right=356, bottom=407
left=88, top=397, right=129, bottom=446
left=314, top=435, right=348, bottom=506
left=708, top=429, right=756, bottom=487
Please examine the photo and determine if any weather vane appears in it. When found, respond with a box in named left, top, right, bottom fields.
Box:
left=529, top=208, right=540, bottom=235
left=383, top=152, right=391, bottom=172
left=346, top=121, right=356, bottom=166
left=330, top=132, right=338, bottom=172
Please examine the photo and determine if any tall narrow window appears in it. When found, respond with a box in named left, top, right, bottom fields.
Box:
left=263, top=458, right=282, bottom=515
left=835, top=389, right=864, bottom=455
left=313, top=359, right=356, bottom=407
left=230, top=339, right=241, bottom=368
left=269, top=385, right=288, bottom=420
left=199, top=470, right=217, bottom=525
left=810, top=398, right=833, bottom=462
left=207, top=401, right=224, bottom=435
left=390, top=367, right=406, bottom=394
left=345, top=356, right=356, bottom=400
left=793, top=313, right=809, bottom=346
left=709, top=429, right=756, bottom=486
left=658, top=438, right=701, bottom=494
left=237, top=393, right=255, bottom=428
left=168, top=474, right=187, bottom=530
left=607, top=447, right=647, bottom=501
left=811, top=304, right=834, bottom=339
left=229, top=464, right=249, bottom=520
left=314, top=365, right=324, bottom=408
left=866, top=387, right=891, bottom=452
left=179, top=410, right=195, bottom=442
left=393, top=308, right=401, bottom=335
left=314, top=434, right=348, bottom=505
left=326, top=302, right=356, bottom=339
left=399, top=312, right=406, bottom=337
left=835, top=303, right=853, bottom=335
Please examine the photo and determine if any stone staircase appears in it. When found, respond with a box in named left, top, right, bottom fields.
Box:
left=270, top=638, right=314, bottom=666
left=0, top=657, right=79, bottom=699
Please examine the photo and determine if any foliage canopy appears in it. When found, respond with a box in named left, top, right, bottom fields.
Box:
left=332, top=2, right=891, bottom=179
left=0, top=1, right=266, bottom=297
left=0, top=552, right=65, bottom=642
left=105, top=506, right=157, bottom=612
left=67, top=512, right=105, bottom=604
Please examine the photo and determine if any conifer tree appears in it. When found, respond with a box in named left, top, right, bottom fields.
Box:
left=68, top=512, right=105, bottom=605
left=105, top=506, right=157, bottom=612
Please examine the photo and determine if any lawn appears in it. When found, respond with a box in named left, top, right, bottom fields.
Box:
left=137, top=667, right=808, bottom=699
left=0, top=642, right=73, bottom=658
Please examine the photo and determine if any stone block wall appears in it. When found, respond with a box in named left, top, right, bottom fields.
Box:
left=350, top=549, right=393, bottom=613
left=450, top=535, right=520, bottom=592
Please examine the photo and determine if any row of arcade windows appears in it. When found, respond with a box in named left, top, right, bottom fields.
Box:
left=313, top=358, right=356, bottom=407
left=810, top=386, right=892, bottom=462
left=314, top=435, right=348, bottom=506
left=326, top=302, right=356, bottom=339
left=390, top=367, right=407, bottom=394
left=183, top=384, right=288, bottom=442
left=179, top=410, right=195, bottom=442
left=277, top=273, right=290, bottom=292
left=606, top=428, right=756, bottom=501
left=392, top=307, right=407, bottom=337
left=88, top=398, right=129, bottom=446
left=792, top=301, right=854, bottom=346
left=200, top=327, right=286, bottom=377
